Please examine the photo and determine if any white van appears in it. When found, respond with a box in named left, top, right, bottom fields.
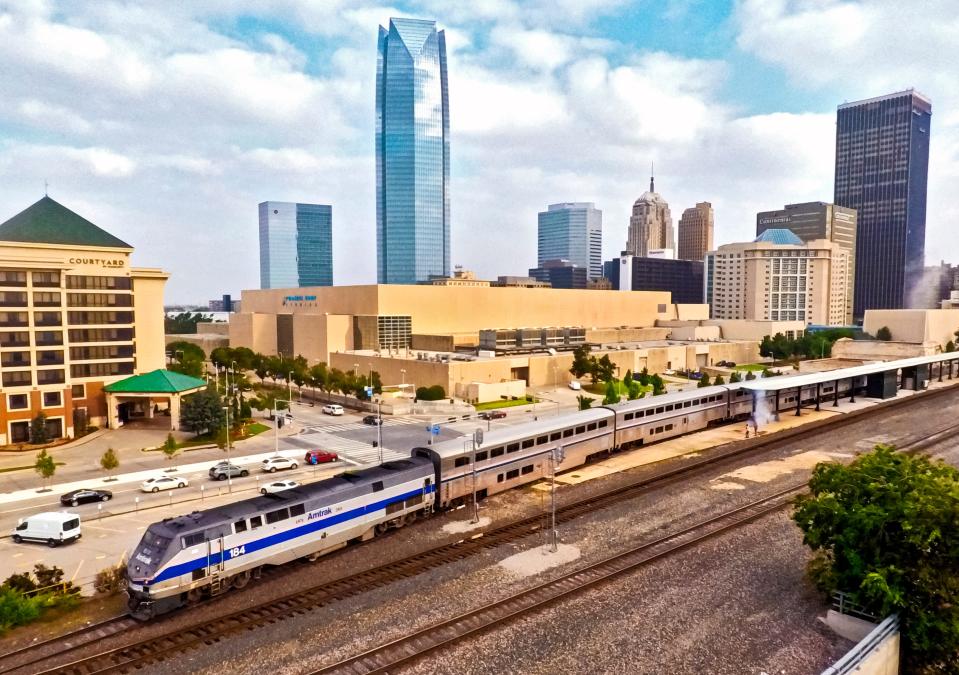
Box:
left=12, top=512, right=82, bottom=547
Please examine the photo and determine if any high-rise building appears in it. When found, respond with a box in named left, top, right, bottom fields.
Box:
left=627, top=172, right=673, bottom=258
left=528, top=259, right=588, bottom=289
left=756, top=202, right=857, bottom=324
left=705, top=229, right=850, bottom=326
left=376, top=17, right=450, bottom=284
left=677, top=202, right=714, bottom=261
left=258, top=202, right=333, bottom=289
left=537, top=202, right=603, bottom=280
left=608, top=253, right=704, bottom=304
left=834, top=89, right=931, bottom=319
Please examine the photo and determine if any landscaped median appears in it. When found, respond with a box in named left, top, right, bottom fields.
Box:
left=473, top=397, right=537, bottom=412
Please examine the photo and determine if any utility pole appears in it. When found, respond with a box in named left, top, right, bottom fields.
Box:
left=547, top=445, right=564, bottom=553
left=471, top=428, right=483, bottom=524
left=376, top=397, right=383, bottom=465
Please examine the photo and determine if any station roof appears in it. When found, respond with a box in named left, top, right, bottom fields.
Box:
left=104, top=369, right=206, bottom=394
left=739, top=352, right=959, bottom=392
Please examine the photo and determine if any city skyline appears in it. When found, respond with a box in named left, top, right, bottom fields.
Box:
left=0, top=2, right=957, bottom=302
left=537, top=202, right=603, bottom=280
left=258, top=201, right=333, bottom=289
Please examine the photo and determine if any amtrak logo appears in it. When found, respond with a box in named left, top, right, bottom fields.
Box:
left=307, top=507, right=332, bottom=521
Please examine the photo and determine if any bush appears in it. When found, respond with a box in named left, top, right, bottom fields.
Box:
left=876, top=326, right=892, bottom=341
left=415, top=385, right=446, bottom=401
left=86, top=425, right=99, bottom=434
left=0, top=588, right=42, bottom=632
left=94, top=563, right=127, bottom=595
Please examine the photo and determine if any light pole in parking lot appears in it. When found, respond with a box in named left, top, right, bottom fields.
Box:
left=471, top=428, right=483, bottom=524
left=222, top=405, right=232, bottom=493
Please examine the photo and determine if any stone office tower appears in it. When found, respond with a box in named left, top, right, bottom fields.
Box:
left=677, top=202, right=714, bottom=261
left=627, top=171, right=674, bottom=258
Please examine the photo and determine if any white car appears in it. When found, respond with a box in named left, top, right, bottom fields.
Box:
left=262, top=456, right=298, bottom=473
left=568, top=380, right=582, bottom=390
left=141, top=476, right=189, bottom=493
left=322, top=404, right=344, bottom=416
left=261, top=479, right=300, bottom=495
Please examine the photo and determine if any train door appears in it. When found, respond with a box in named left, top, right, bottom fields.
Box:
left=208, top=536, right=226, bottom=596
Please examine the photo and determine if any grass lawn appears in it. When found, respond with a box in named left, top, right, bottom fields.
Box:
left=734, top=364, right=769, bottom=372
left=0, top=462, right=65, bottom=474
left=584, top=380, right=653, bottom=398
left=474, top=398, right=535, bottom=411
left=144, top=421, right=270, bottom=452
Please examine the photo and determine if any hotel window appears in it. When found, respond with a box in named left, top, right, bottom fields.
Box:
left=68, top=328, right=134, bottom=342
left=71, top=384, right=86, bottom=399
left=1, top=351, right=30, bottom=367
left=0, top=312, right=28, bottom=327
left=71, top=362, right=134, bottom=378
left=36, top=369, right=65, bottom=385
left=2, top=371, right=32, bottom=387
left=36, top=350, right=64, bottom=366
left=32, top=292, right=61, bottom=307
left=67, top=293, right=133, bottom=308
left=66, top=276, right=132, bottom=290
left=67, top=311, right=133, bottom=325
left=9, top=421, right=29, bottom=443
left=35, top=331, right=63, bottom=346
left=0, top=291, right=28, bottom=307
left=8, top=393, right=29, bottom=409
left=0, top=331, right=29, bottom=347
left=31, top=271, right=60, bottom=288
left=0, top=271, right=26, bottom=287
left=34, top=312, right=61, bottom=327
left=43, top=391, right=62, bottom=407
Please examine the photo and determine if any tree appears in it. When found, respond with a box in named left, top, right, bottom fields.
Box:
left=100, top=448, right=119, bottom=481
left=759, top=335, right=774, bottom=358
left=729, top=371, right=742, bottom=383
left=416, top=385, right=446, bottom=401
left=164, top=312, right=211, bottom=334
left=650, top=374, right=666, bottom=396
left=30, top=413, right=49, bottom=445
left=945, top=340, right=955, bottom=353
left=576, top=394, right=594, bottom=410
left=637, top=367, right=650, bottom=387
left=167, top=341, right=205, bottom=379
left=713, top=374, right=725, bottom=385
left=623, top=370, right=633, bottom=388
left=793, top=445, right=959, bottom=672
left=34, top=449, right=55, bottom=489
left=761, top=368, right=776, bottom=378
left=876, top=325, right=892, bottom=341
left=602, top=380, right=619, bottom=405
left=162, top=433, right=178, bottom=462
left=698, top=373, right=712, bottom=388
left=595, top=355, right=616, bottom=383
left=569, top=344, right=594, bottom=379
left=744, top=370, right=757, bottom=381
left=627, top=380, right=642, bottom=400
left=179, top=388, right=226, bottom=437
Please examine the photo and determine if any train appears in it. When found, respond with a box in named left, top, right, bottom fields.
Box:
left=127, top=375, right=865, bottom=620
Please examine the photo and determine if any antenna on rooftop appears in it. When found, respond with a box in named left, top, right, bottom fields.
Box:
left=44, top=179, right=49, bottom=197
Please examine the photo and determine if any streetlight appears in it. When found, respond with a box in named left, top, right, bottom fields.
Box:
left=222, top=405, right=232, bottom=493
left=400, top=369, right=406, bottom=385
left=470, top=428, right=482, bottom=524
left=288, top=370, right=294, bottom=404
left=375, top=397, right=383, bottom=464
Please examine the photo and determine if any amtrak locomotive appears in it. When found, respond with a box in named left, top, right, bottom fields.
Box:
left=128, top=376, right=864, bottom=619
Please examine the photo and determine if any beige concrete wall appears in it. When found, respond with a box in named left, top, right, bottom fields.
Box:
left=705, top=319, right=806, bottom=341
left=831, top=338, right=936, bottom=361
left=164, top=333, right=229, bottom=353
left=455, top=379, right=526, bottom=403
left=197, top=322, right=230, bottom=335
left=411, top=334, right=480, bottom=351
left=666, top=325, right=722, bottom=341
left=856, top=632, right=900, bottom=675
left=131, top=269, right=169, bottom=373
left=587, top=327, right=669, bottom=343
left=229, top=312, right=277, bottom=356
left=864, top=309, right=959, bottom=346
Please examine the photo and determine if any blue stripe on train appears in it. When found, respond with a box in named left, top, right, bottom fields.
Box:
left=150, top=483, right=434, bottom=584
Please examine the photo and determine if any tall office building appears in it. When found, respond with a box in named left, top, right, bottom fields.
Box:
left=834, top=89, right=931, bottom=320
left=537, top=202, right=603, bottom=280
left=609, top=253, right=704, bottom=304
left=677, top=202, right=713, bottom=261
left=756, top=202, right=857, bottom=324
left=259, top=202, right=333, bottom=289
left=627, top=172, right=673, bottom=258
left=376, top=17, right=450, bottom=284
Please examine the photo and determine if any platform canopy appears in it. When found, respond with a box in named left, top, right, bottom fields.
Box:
left=104, top=369, right=206, bottom=394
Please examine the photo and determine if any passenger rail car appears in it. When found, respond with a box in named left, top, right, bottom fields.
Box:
left=127, top=457, right=434, bottom=620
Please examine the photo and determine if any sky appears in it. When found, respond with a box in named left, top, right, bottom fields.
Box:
left=0, top=0, right=957, bottom=304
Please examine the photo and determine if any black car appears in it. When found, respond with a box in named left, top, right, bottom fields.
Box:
left=60, top=489, right=112, bottom=506
left=362, top=415, right=383, bottom=425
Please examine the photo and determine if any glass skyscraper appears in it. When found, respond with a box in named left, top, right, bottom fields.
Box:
left=376, top=17, right=450, bottom=284
left=258, top=201, right=333, bottom=289
left=834, top=89, right=931, bottom=319
left=537, top=203, right=603, bottom=280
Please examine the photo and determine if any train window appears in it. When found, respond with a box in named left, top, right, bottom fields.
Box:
left=182, top=532, right=205, bottom=548
left=521, top=465, right=534, bottom=475
left=587, top=422, right=597, bottom=431
left=266, top=508, right=289, bottom=524
left=372, top=481, right=384, bottom=492
left=497, top=473, right=505, bottom=483
left=575, top=425, right=585, bottom=434
left=250, top=515, right=263, bottom=529
left=666, top=424, right=673, bottom=431
left=683, top=401, right=692, bottom=408
left=599, top=420, right=608, bottom=428
left=665, top=405, right=674, bottom=412
left=426, top=477, right=432, bottom=486
left=562, top=428, right=574, bottom=438
left=506, top=468, right=520, bottom=480
left=625, top=413, right=634, bottom=420
left=508, top=443, right=520, bottom=453
left=476, top=451, right=488, bottom=462
left=521, top=439, right=534, bottom=449
left=656, top=426, right=663, bottom=433
left=550, top=432, right=561, bottom=441
left=655, top=407, right=664, bottom=414
left=454, top=457, right=469, bottom=467
left=491, top=447, right=504, bottom=458
left=290, top=504, right=306, bottom=517
left=234, top=520, right=248, bottom=534
left=192, top=568, right=206, bottom=581
left=406, top=493, right=423, bottom=507
left=537, top=436, right=548, bottom=445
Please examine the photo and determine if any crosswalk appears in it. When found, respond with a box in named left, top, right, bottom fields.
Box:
left=288, top=431, right=409, bottom=466
left=304, top=416, right=422, bottom=434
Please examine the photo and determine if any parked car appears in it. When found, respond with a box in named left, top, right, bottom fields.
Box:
left=12, top=512, right=81, bottom=547
left=59, top=489, right=112, bottom=506
left=262, top=456, right=298, bottom=473
left=208, top=463, right=249, bottom=481
left=362, top=414, right=383, bottom=425
left=479, top=410, right=507, bottom=420
left=261, top=479, right=300, bottom=495
left=141, top=476, right=189, bottom=493
left=304, top=450, right=338, bottom=465
left=322, top=404, right=344, bottom=416
left=568, top=381, right=582, bottom=390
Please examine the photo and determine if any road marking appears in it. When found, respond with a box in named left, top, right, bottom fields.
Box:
left=96, top=554, right=106, bottom=560
left=84, top=523, right=127, bottom=533
left=71, top=560, right=84, bottom=582
left=12, top=552, right=22, bottom=558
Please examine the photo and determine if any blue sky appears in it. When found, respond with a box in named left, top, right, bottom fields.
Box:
left=0, top=0, right=956, bottom=303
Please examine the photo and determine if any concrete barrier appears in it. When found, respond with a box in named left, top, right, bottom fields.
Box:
left=822, top=614, right=899, bottom=675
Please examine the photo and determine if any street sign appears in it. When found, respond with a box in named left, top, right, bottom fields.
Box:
left=427, top=424, right=441, bottom=435
left=364, top=386, right=373, bottom=397
left=473, top=428, right=483, bottom=447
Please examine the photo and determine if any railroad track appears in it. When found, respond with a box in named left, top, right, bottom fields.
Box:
left=0, top=614, right=137, bottom=675
left=19, top=385, right=959, bottom=675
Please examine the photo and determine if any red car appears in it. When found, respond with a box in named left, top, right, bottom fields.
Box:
left=479, top=410, right=507, bottom=420
left=304, top=450, right=338, bottom=465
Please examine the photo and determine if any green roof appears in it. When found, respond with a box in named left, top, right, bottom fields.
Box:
left=104, top=369, right=206, bottom=394
left=0, top=196, right=132, bottom=249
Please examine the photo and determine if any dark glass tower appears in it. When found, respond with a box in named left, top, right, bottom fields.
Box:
left=376, top=17, right=450, bottom=284
left=834, top=89, right=931, bottom=320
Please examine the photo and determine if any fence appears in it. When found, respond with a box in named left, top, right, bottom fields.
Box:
left=821, top=614, right=899, bottom=675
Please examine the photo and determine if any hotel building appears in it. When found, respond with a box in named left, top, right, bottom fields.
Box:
left=0, top=197, right=168, bottom=445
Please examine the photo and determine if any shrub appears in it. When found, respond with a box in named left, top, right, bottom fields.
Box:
left=415, top=385, right=446, bottom=401
left=94, top=563, right=127, bottom=595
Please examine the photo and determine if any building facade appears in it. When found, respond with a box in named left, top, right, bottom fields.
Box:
left=705, top=229, right=849, bottom=326
left=258, top=201, right=333, bottom=289
left=677, top=202, right=713, bottom=261
left=376, top=17, right=450, bottom=284
left=834, top=89, right=931, bottom=320
left=0, top=197, right=168, bottom=445
left=528, top=259, right=588, bottom=289
left=537, top=202, right=603, bottom=280
left=756, top=201, right=857, bottom=324
left=609, top=253, right=704, bottom=304
left=626, top=173, right=674, bottom=258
